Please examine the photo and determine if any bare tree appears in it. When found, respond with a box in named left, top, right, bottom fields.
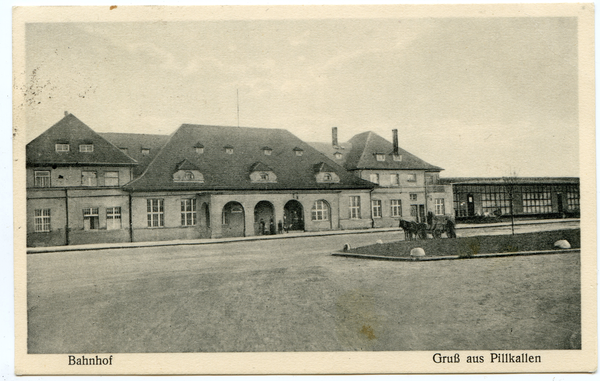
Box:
left=502, top=170, right=519, bottom=235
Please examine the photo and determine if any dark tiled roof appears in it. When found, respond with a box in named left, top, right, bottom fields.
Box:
left=125, top=124, right=375, bottom=191
left=441, top=177, right=580, bottom=185
left=176, top=159, right=200, bottom=171
left=27, top=114, right=138, bottom=167
left=343, top=131, right=443, bottom=171
left=250, top=162, right=273, bottom=172
left=100, top=132, right=170, bottom=177
left=313, top=162, right=337, bottom=173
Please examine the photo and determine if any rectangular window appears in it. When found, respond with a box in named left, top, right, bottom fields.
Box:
left=390, top=174, right=399, bottom=187
left=83, top=207, right=99, bottom=230
left=375, top=154, right=385, bottom=162
left=147, top=199, right=164, bottom=227
left=79, top=144, right=94, bottom=152
left=181, top=198, right=197, bottom=226
left=371, top=200, right=382, bottom=218
left=407, top=173, right=417, bottom=182
left=567, top=188, right=580, bottom=210
left=311, top=200, right=329, bottom=221
left=81, top=171, right=97, bottom=186
left=34, top=209, right=51, bottom=232
left=55, top=143, right=69, bottom=152
left=106, top=207, right=121, bottom=230
left=369, top=173, right=379, bottom=184
left=104, top=171, right=119, bottom=186
left=522, top=189, right=552, bottom=214
left=141, top=148, right=150, bottom=155
left=349, top=196, right=361, bottom=219
left=410, top=193, right=418, bottom=201
left=481, top=188, right=511, bottom=215
left=391, top=199, right=402, bottom=217
left=410, top=205, right=418, bottom=217
left=435, top=198, right=445, bottom=215
left=34, top=171, right=50, bottom=187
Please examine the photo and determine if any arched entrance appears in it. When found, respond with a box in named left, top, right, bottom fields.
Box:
left=221, top=201, right=245, bottom=238
left=284, top=200, right=304, bottom=232
left=254, top=201, right=275, bottom=235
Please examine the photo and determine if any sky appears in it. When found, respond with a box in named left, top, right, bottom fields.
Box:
left=24, top=17, right=579, bottom=177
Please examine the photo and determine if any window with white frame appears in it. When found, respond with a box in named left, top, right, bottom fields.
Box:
left=147, top=199, right=164, bottom=227
left=55, top=143, right=70, bottom=152
left=106, top=207, right=121, bottom=230
left=375, top=154, right=385, bottom=162
left=522, top=189, right=552, bottom=214
left=407, top=173, right=417, bottom=182
left=410, top=193, right=418, bottom=201
left=311, top=200, right=329, bottom=221
left=34, top=171, right=50, bottom=187
left=371, top=200, right=382, bottom=218
left=81, top=171, right=97, bottom=186
left=369, top=173, right=379, bottom=184
left=350, top=196, right=361, bottom=219
left=391, top=199, right=402, bottom=217
left=225, top=146, right=234, bottom=154
left=390, top=174, right=399, bottom=187
left=434, top=198, right=445, bottom=215
left=104, top=171, right=119, bottom=186
left=34, top=209, right=51, bottom=232
left=79, top=144, right=94, bottom=152
left=141, top=148, right=150, bottom=155
left=181, top=198, right=197, bottom=226
left=567, top=188, right=580, bottom=210
left=334, top=152, right=343, bottom=160
left=83, top=207, right=99, bottom=230
left=392, top=154, right=402, bottom=162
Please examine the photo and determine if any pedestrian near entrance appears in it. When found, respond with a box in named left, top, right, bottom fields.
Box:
left=269, top=218, right=276, bottom=235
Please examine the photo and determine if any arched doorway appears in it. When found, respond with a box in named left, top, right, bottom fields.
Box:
left=254, top=201, right=275, bottom=235
left=284, top=200, right=304, bottom=232
left=221, top=201, right=245, bottom=238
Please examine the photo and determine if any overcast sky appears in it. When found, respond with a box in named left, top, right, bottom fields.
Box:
left=25, top=17, right=578, bottom=177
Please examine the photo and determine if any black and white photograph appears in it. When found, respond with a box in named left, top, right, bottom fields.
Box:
left=13, top=4, right=596, bottom=375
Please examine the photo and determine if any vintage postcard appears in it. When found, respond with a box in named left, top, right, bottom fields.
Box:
left=13, top=4, right=596, bottom=375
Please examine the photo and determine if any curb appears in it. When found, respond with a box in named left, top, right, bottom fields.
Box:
left=332, top=248, right=581, bottom=262
left=26, top=218, right=580, bottom=254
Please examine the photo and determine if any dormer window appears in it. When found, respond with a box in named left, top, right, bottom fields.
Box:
left=250, top=162, right=277, bottom=183
left=184, top=171, right=194, bottom=180
left=224, top=145, right=234, bottom=154
left=392, top=154, right=402, bottom=162
left=375, top=154, right=385, bottom=162
left=262, top=147, right=273, bottom=156
left=293, top=147, right=304, bottom=156
left=55, top=143, right=70, bottom=152
left=323, top=173, right=332, bottom=181
left=173, top=159, right=204, bottom=183
left=79, top=144, right=94, bottom=152
left=194, top=143, right=204, bottom=154
left=141, top=148, right=150, bottom=156
left=313, top=162, right=340, bottom=184
left=334, top=152, right=343, bottom=160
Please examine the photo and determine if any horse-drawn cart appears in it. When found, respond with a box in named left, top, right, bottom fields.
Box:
left=399, top=212, right=456, bottom=240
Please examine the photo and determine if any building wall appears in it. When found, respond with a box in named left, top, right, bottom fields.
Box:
left=27, top=166, right=132, bottom=188
left=355, top=169, right=426, bottom=188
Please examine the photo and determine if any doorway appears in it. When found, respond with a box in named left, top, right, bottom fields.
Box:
left=221, top=201, right=245, bottom=237
left=284, top=200, right=304, bottom=231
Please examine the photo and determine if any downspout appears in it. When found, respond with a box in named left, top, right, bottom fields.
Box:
left=128, top=191, right=134, bottom=242
left=369, top=188, right=375, bottom=228
left=64, top=188, right=70, bottom=245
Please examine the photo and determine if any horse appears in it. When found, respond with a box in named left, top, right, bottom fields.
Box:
left=399, top=219, right=428, bottom=240
left=426, top=212, right=457, bottom=239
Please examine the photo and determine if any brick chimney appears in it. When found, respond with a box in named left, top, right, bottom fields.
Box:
left=392, top=129, right=399, bottom=155
left=332, top=127, right=338, bottom=148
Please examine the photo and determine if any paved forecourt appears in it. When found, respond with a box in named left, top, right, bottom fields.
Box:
left=27, top=222, right=581, bottom=353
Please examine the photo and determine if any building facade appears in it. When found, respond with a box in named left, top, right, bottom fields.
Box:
left=311, top=128, right=455, bottom=227
left=444, top=177, right=580, bottom=221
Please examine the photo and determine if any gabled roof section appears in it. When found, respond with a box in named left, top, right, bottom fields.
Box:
left=125, top=124, right=375, bottom=191
left=344, top=131, right=443, bottom=171
left=176, top=159, right=200, bottom=171
left=313, top=162, right=337, bottom=173
left=250, top=162, right=273, bottom=172
left=27, top=114, right=138, bottom=167
left=100, top=132, right=169, bottom=177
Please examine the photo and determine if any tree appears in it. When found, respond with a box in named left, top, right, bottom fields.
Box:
left=502, top=171, right=519, bottom=235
